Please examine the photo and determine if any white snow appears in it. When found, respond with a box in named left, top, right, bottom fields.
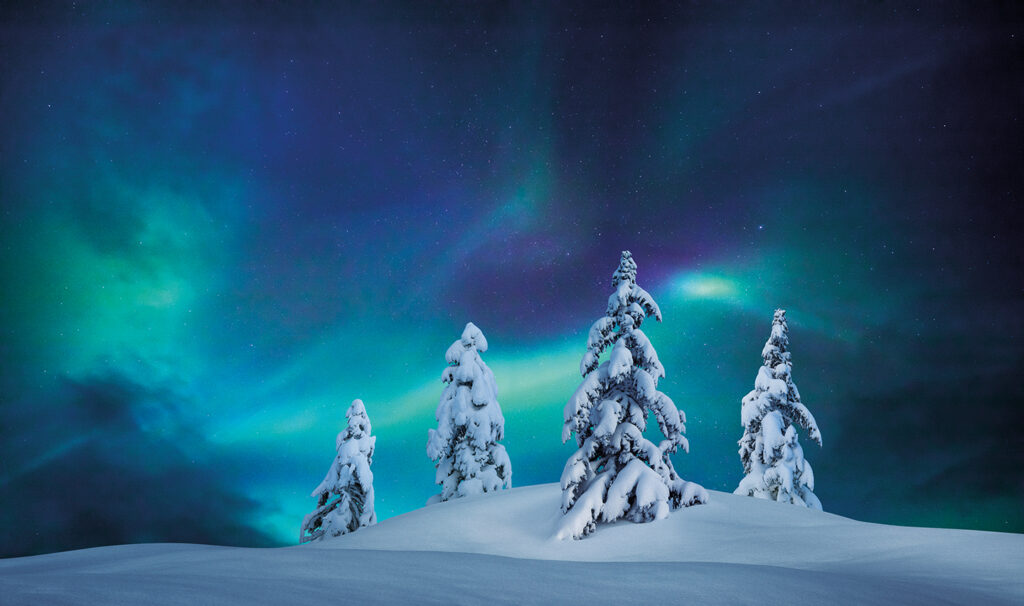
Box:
left=1, top=484, right=1021, bottom=605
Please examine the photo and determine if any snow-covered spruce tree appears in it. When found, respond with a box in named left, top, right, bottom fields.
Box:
left=299, top=399, right=376, bottom=543
left=735, top=309, right=823, bottom=509
left=426, top=322, right=511, bottom=503
left=559, top=251, right=707, bottom=539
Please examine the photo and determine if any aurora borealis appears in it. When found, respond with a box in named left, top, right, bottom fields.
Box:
left=1, top=3, right=1021, bottom=557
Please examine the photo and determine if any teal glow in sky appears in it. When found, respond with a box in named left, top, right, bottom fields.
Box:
left=1, top=3, right=1021, bottom=557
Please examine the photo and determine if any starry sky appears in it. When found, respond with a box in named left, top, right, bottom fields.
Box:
left=1, top=2, right=1021, bottom=557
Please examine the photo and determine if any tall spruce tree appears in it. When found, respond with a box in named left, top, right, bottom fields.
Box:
left=300, top=399, right=376, bottom=543
left=426, top=322, right=511, bottom=503
left=735, top=309, right=823, bottom=509
left=559, top=251, right=706, bottom=539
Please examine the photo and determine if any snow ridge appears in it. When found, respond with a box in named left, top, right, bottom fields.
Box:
left=3, top=485, right=1022, bottom=606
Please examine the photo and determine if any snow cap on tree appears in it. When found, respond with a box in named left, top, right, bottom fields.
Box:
left=611, top=250, right=637, bottom=287
left=446, top=321, right=488, bottom=360
left=427, top=322, right=511, bottom=503
left=735, top=309, right=823, bottom=509
left=299, top=399, right=376, bottom=543
left=558, top=251, right=706, bottom=540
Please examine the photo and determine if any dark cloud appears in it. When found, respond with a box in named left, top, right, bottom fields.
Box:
left=820, top=357, right=1024, bottom=533
left=0, top=372, right=280, bottom=558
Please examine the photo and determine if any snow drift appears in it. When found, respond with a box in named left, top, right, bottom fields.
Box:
left=1, top=484, right=1021, bottom=605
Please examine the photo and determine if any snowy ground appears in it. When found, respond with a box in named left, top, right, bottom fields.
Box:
left=2, top=484, right=1021, bottom=605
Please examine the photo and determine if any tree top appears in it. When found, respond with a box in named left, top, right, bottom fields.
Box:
left=347, top=399, right=367, bottom=419
left=612, top=250, right=637, bottom=287
left=459, top=322, right=488, bottom=353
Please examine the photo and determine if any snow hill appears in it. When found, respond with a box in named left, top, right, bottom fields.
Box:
left=1, top=484, right=1021, bottom=605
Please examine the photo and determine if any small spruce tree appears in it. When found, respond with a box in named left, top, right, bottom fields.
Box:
left=559, top=251, right=706, bottom=539
left=300, top=399, right=376, bottom=543
left=426, top=322, right=511, bottom=503
left=735, top=309, right=823, bottom=509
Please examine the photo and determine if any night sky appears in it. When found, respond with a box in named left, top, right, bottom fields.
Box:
left=1, top=2, right=1022, bottom=558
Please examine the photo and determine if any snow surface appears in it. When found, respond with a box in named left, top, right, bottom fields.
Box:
left=1, top=484, right=1021, bottom=605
